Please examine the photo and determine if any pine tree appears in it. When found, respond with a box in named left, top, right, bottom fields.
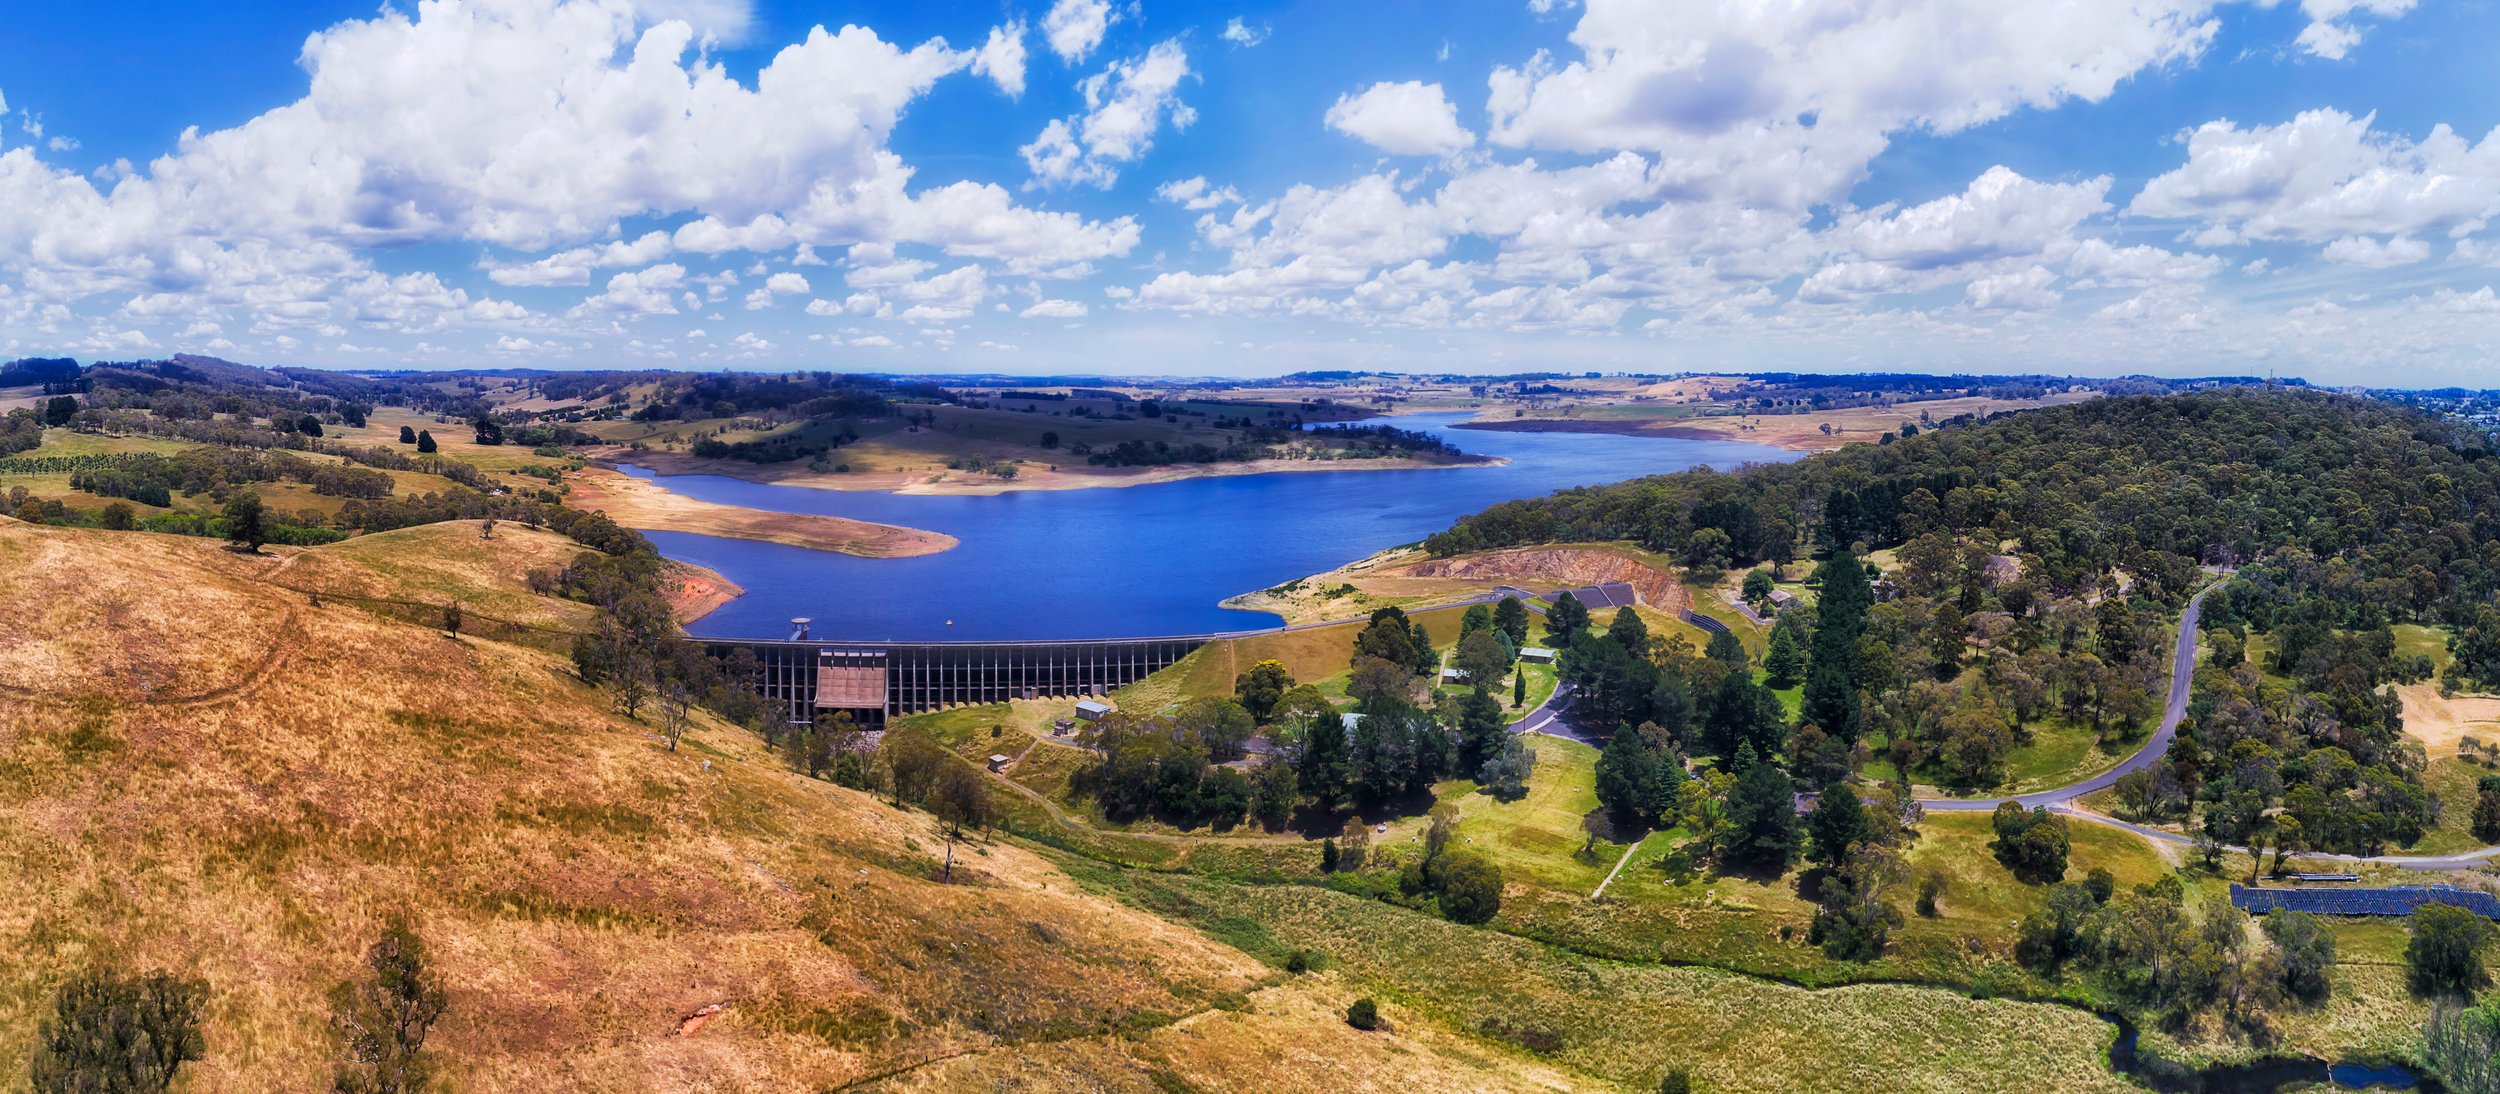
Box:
left=1607, top=606, right=1649, bottom=653
left=1764, top=617, right=1807, bottom=688
left=1547, top=590, right=1590, bottom=647
left=1724, top=752, right=1800, bottom=872
left=1803, top=552, right=1870, bottom=739
left=1596, top=726, right=1660, bottom=826
left=1493, top=596, right=1531, bottom=648
left=1456, top=686, right=1508, bottom=770
left=1297, top=712, right=1354, bottom=810
left=1807, top=785, right=1869, bottom=869
left=1704, top=628, right=1747, bottom=667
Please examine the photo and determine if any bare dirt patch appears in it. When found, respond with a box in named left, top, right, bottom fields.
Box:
left=2399, top=682, right=2500, bottom=756
left=659, top=560, right=743, bottom=625
left=566, top=467, right=955, bottom=556
left=1389, top=546, right=1689, bottom=615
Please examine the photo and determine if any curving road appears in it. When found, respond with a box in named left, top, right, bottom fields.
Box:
left=1511, top=682, right=1577, bottom=738
left=1919, top=579, right=2222, bottom=813
left=1909, top=574, right=2500, bottom=871
left=1512, top=570, right=2500, bottom=871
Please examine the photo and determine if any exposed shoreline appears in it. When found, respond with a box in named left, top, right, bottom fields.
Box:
left=1452, top=392, right=2100, bottom=453
left=659, top=559, right=744, bottom=625
left=585, top=446, right=1503, bottom=497
left=1454, top=416, right=1835, bottom=451
left=566, top=466, right=958, bottom=557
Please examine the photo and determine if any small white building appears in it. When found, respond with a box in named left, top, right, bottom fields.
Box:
left=1341, top=712, right=1366, bottom=733
left=986, top=754, right=1012, bottom=772
left=1074, top=699, right=1113, bottom=721
left=1440, top=667, right=1470, bottom=682
left=1766, top=589, right=1797, bottom=610
left=1518, top=647, right=1557, bottom=664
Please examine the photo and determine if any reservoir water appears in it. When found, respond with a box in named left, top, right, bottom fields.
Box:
left=628, top=411, right=1799, bottom=641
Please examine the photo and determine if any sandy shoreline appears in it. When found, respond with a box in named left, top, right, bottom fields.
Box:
left=586, top=446, right=1502, bottom=497
left=567, top=467, right=957, bottom=557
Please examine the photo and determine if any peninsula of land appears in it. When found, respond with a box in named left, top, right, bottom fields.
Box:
left=566, top=466, right=957, bottom=556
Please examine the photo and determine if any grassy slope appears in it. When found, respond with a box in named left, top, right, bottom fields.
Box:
left=0, top=519, right=2156, bottom=1090
left=0, top=426, right=505, bottom=521
left=0, top=522, right=1318, bottom=1090
left=1091, top=870, right=2136, bottom=1094
left=293, top=520, right=599, bottom=629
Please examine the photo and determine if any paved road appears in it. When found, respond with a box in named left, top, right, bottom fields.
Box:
left=1899, top=573, right=2500, bottom=871
left=2072, top=809, right=2500, bottom=872
left=1497, top=569, right=2500, bottom=872
left=1511, top=682, right=1578, bottom=739
left=1919, top=579, right=2221, bottom=813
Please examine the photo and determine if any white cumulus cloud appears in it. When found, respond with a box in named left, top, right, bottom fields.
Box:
left=1023, top=40, right=1196, bottom=188
left=1325, top=81, right=1474, bottom=156
left=2129, top=109, right=2500, bottom=250
left=1042, top=0, right=1116, bottom=63
left=1156, top=176, right=1242, bottom=210
left=2294, top=0, right=2414, bottom=59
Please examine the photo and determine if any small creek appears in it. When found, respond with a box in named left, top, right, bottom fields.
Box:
left=2108, top=1017, right=2435, bottom=1092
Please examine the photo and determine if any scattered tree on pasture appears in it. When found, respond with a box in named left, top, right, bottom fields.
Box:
left=223, top=491, right=269, bottom=552
left=30, top=968, right=206, bottom=1094
left=330, top=920, right=448, bottom=1094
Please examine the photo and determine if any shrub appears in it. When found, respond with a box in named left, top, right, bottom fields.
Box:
left=1915, top=872, right=1946, bottom=917
left=2408, top=904, right=2497, bottom=998
left=1346, top=997, right=1380, bottom=1030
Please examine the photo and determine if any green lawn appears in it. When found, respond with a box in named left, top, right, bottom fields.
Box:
left=2412, top=754, right=2489, bottom=855
left=1998, top=718, right=2136, bottom=794
left=1763, top=674, right=1802, bottom=721
left=1397, top=735, right=1609, bottom=892
left=1511, top=659, right=1560, bottom=716
left=2393, top=623, right=2453, bottom=674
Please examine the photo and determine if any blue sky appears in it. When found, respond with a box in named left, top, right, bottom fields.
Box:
left=1, top=0, right=2497, bottom=384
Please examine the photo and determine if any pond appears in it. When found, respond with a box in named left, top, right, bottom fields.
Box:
left=626, top=411, right=1800, bottom=641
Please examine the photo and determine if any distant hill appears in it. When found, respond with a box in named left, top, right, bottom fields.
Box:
left=1431, top=388, right=2500, bottom=619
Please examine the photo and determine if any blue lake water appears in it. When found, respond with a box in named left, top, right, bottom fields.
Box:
left=629, top=411, right=1799, bottom=641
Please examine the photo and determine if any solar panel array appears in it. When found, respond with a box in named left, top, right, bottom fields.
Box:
left=1680, top=609, right=1733, bottom=636
left=2231, top=884, right=2500, bottom=919
left=1543, top=583, right=1639, bottom=610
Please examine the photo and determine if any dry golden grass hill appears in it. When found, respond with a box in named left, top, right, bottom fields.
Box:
left=0, top=518, right=1574, bottom=1092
